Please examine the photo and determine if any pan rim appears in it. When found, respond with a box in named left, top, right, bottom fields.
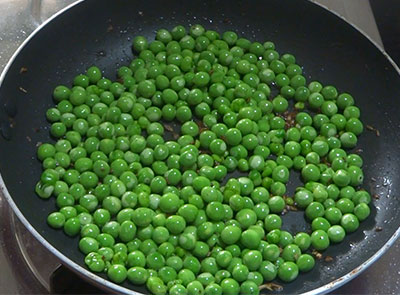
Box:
left=0, top=0, right=399, bottom=294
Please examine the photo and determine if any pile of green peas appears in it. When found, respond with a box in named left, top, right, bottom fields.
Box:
left=36, top=24, right=371, bottom=295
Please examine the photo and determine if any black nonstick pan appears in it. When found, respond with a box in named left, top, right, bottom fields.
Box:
left=1, top=0, right=400, bottom=294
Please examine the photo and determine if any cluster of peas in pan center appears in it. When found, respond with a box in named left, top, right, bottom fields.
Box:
left=36, top=24, right=372, bottom=295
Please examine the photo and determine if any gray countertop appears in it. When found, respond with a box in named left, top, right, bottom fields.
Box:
left=0, top=1, right=399, bottom=294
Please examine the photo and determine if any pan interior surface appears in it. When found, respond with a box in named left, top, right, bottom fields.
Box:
left=0, top=0, right=400, bottom=293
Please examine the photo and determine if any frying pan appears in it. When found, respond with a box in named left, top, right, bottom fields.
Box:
left=1, top=0, right=400, bottom=294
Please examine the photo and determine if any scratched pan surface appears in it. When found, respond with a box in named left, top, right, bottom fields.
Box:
left=0, top=0, right=400, bottom=294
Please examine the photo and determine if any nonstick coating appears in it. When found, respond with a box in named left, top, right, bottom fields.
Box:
left=1, top=0, right=400, bottom=294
